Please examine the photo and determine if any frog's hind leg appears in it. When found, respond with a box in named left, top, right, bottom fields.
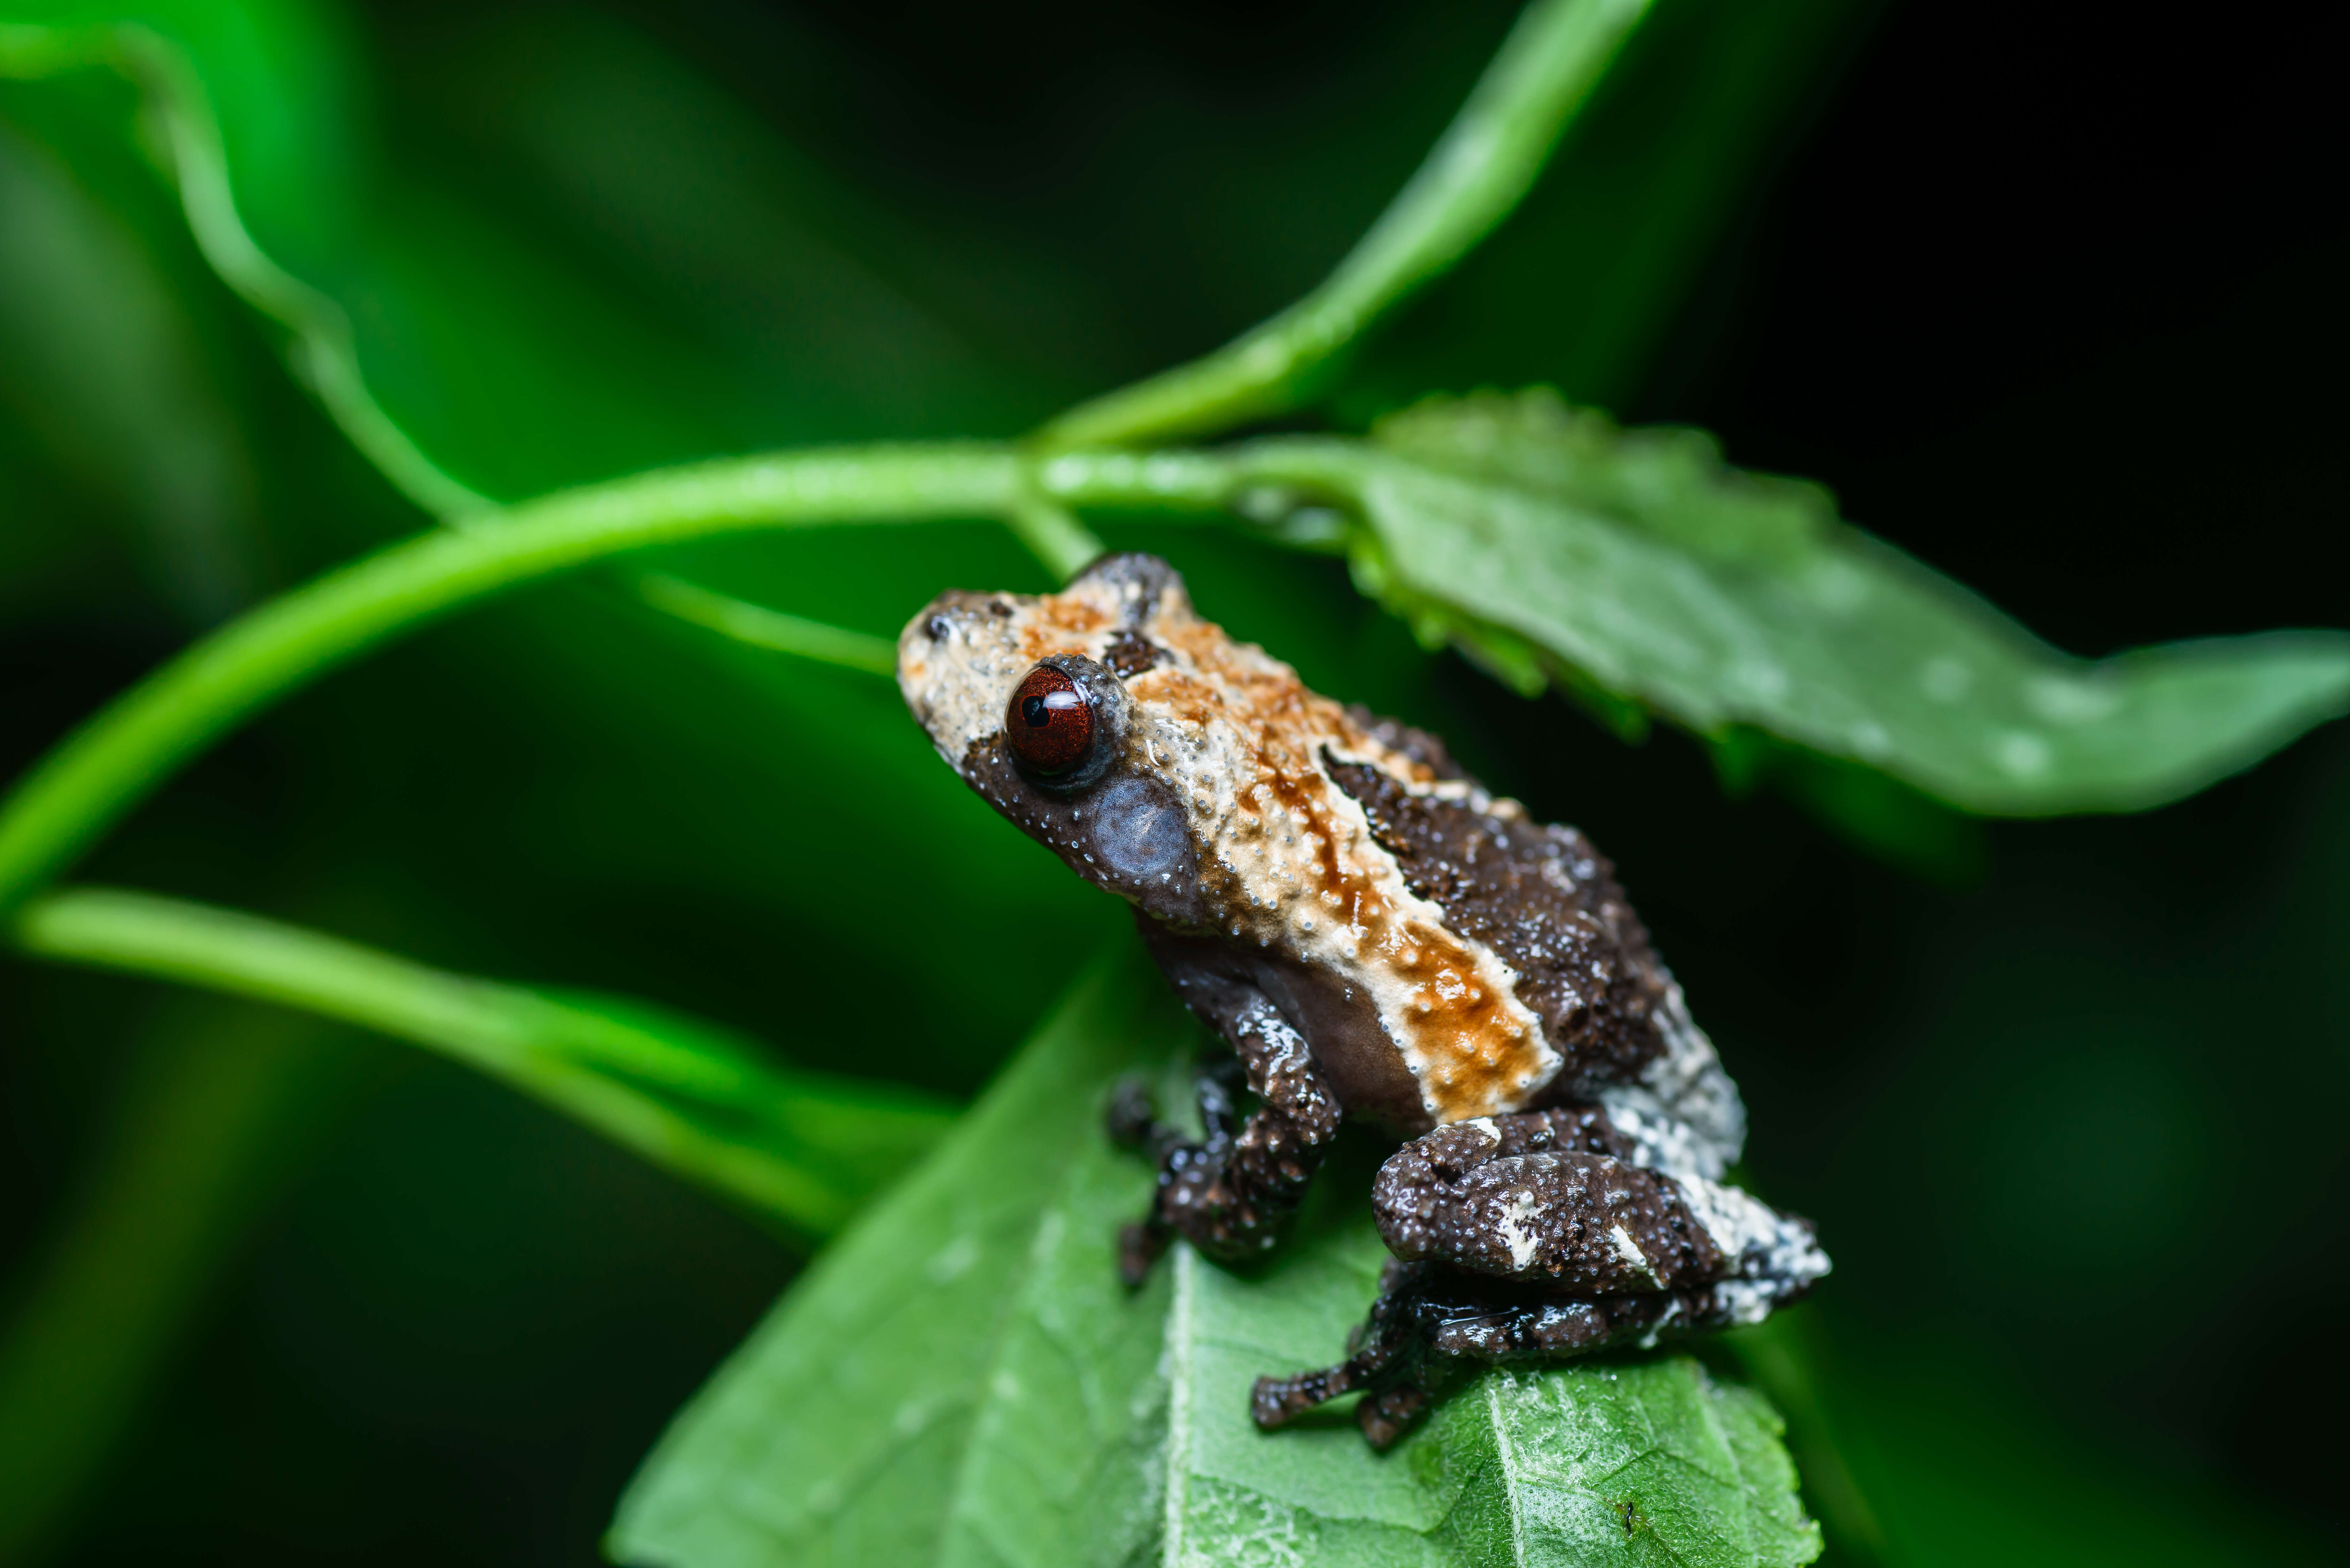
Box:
left=1251, top=1262, right=1721, bottom=1447
left=1108, top=985, right=1341, bottom=1284
left=1247, top=1259, right=1442, bottom=1444
left=1252, top=1108, right=1829, bottom=1446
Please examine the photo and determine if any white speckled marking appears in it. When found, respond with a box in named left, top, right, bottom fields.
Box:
left=1606, top=1222, right=1661, bottom=1287
left=1673, top=1172, right=1831, bottom=1317
left=1596, top=983, right=1745, bottom=1180
left=1498, top=1190, right=1543, bottom=1271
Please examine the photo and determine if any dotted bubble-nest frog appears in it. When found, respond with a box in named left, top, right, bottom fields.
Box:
left=898, top=553, right=1830, bottom=1447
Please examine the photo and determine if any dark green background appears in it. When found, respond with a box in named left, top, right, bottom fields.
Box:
left=2, top=1, right=2342, bottom=1563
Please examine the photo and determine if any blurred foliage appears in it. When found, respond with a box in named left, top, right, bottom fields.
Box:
left=0, top=0, right=2344, bottom=1564
left=14, top=887, right=957, bottom=1234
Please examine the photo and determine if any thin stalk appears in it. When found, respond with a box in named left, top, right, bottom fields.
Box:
left=0, top=445, right=1019, bottom=911
left=1005, top=491, right=1108, bottom=584
left=12, top=888, right=955, bottom=1232
left=0, top=23, right=490, bottom=517
left=634, top=575, right=900, bottom=677
left=1035, top=437, right=1371, bottom=513
left=1036, top=0, right=1653, bottom=450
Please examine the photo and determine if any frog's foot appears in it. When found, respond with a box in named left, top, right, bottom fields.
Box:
left=1249, top=1259, right=1436, bottom=1444
left=1250, top=1261, right=1779, bottom=1448
left=1105, top=1062, right=1238, bottom=1284
left=1105, top=992, right=1343, bottom=1283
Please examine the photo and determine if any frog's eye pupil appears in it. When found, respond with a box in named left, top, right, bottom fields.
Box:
left=1007, top=666, right=1096, bottom=778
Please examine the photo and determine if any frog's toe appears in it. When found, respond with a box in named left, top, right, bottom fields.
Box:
left=1250, top=1363, right=1352, bottom=1430
left=1105, top=1076, right=1157, bottom=1148
left=1357, top=1381, right=1431, bottom=1449
left=1117, top=1218, right=1170, bottom=1286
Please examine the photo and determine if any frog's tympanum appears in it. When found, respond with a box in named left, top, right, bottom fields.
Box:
left=899, top=554, right=1829, bottom=1446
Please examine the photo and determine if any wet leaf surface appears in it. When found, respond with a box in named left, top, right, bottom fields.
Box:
left=1349, top=390, right=2350, bottom=815
left=611, top=935, right=1819, bottom=1568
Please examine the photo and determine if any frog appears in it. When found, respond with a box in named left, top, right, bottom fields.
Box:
left=898, top=552, right=1829, bottom=1447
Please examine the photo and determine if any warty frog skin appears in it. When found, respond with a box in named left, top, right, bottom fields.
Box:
left=898, top=553, right=1828, bottom=1446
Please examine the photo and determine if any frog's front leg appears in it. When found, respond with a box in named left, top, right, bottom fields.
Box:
left=1109, top=983, right=1341, bottom=1284
left=1253, top=1110, right=1828, bottom=1446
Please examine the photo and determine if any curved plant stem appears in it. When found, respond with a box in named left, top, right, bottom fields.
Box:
left=0, top=435, right=1392, bottom=921
left=1035, top=0, right=1654, bottom=450
left=1005, top=491, right=1108, bottom=583
left=12, top=887, right=955, bottom=1233
left=634, top=575, right=901, bottom=676
left=0, top=22, right=490, bottom=517
left=0, top=445, right=1018, bottom=911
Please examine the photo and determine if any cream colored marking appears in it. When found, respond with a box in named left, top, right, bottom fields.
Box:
left=898, top=573, right=1564, bottom=1123
left=1607, top=1222, right=1662, bottom=1287
left=1498, top=1190, right=1543, bottom=1272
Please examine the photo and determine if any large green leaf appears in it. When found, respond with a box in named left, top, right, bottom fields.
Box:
left=1341, top=389, right=2350, bottom=815
left=1164, top=1216, right=1816, bottom=1566
left=610, top=932, right=1819, bottom=1568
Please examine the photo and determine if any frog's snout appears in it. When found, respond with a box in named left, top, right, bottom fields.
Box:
left=895, top=588, right=1033, bottom=761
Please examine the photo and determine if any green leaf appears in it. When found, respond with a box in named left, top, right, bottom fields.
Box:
left=610, top=931, right=1820, bottom=1567
left=607, top=936, right=1184, bottom=1568
left=1165, top=1212, right=1817, bottom=1567
left=1353, top=389, right=2350, bottom=815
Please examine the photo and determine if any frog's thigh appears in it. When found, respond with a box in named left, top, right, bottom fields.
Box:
left=1373, top=1114, right=1823, bottom=1297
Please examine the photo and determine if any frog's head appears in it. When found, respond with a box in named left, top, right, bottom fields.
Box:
left=898, top=553, right=1214, bottom=926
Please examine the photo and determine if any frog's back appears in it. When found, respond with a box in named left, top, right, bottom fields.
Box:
left=898, top=553, right=1743, bottom=1167
left=1319, top=746, right=1675, bottom=1092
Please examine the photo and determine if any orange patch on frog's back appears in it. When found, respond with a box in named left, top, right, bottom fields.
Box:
left=1375, top=914, right=1548, bottom=1117
left=1140, top=607, right=1552, bottom=1121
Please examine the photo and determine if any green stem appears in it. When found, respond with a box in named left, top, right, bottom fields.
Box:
left=0, top=23, right=491, bottom=517
left=12, top=887, right=954, bottom=1233
left=1035, top=437, right=1371, bottom=512
left=1035, top=0, right=1653, bottom=450
left=0, top=433, right=1405, bottom=915
left=0, top=444, right=1017, bottom=911
left=1005, top=490, right=1108, bottom=583
left=633, top=575, right=900, bottom=676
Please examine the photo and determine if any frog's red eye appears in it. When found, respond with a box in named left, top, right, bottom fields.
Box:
left=1007, top=665, right=1096, bottom=777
